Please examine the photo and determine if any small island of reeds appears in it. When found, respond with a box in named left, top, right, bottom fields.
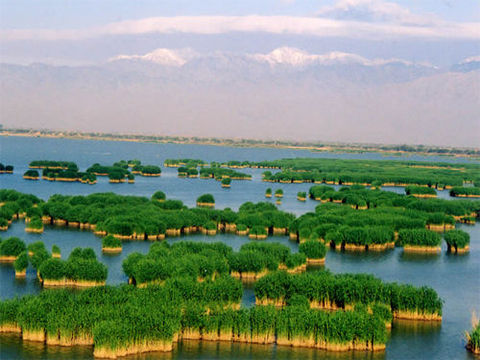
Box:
left=25, top=216, right=44, bottom=233
left=152, top=191, right=166, bottom=202
left=255, top=270, right=443, bottom=321
left=122, top=241, right=308, bottom=286
left=0, top=280, right=389, bottom=357
left=450, top=187, right=480, bottom=198
left=102, top=235, right=123, bottom=253
left=0, top=237, right=26, bottom=262
left=297, top=191, right=307, bottom=201
left=298, top=240, right=326, bottom=265
left=52, top=244, right=61, bottom=258
left=164, top=158, right=208, bottom=167
left=38, top=247, right=107, bottom=287
left=0, top=163, right=14, bottom=174
left=13, top=251, right=28, bottom=277
left=444, top=230, right=470, bottom=254
left=466, top=315, right=480, bottom=355
left=245, top=157, right=480, bottom=190
left=197, top=194, right=215, bottom=208
left=221, top=177, right=231, bottom=188
left=405, top=185, right=437, bottom=198
left=23, top=170, right=40, bottom=180
left=0, top=188, right=478, bottom=260
left=29, top=160, right=78, bottom=170
left=132, top=164, right=162, bottom=177
left=171, top=161, right=252, bottom=182
left=397, top=229, right=442, bottom=253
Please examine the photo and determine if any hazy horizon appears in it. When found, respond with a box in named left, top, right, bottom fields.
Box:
left=1, top=0, right=479, bottom=147
left=3, top=125, right=480, bottom=150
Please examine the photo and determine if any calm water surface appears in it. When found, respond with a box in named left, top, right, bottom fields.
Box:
left=0, top=137, right=476, bottom=212
left=0, top=136, right=479, bottom=360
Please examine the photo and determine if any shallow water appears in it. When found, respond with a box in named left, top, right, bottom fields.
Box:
left=0, top=137, right=476, bottom=215
left=0, top=136, right=479, bottom=360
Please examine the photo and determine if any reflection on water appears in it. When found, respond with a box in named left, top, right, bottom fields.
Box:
left=0, top=335, right=388, bottom=360
left=399, top=251, right=441, bottom=263
left=176, top=340, right=387, bottom=360
left=0, top=334, right=93, bottom=360
left=392, top=319, right=442, bottom=337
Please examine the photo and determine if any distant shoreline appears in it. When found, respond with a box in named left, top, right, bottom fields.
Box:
left=1, top=128, right=479, bottom=159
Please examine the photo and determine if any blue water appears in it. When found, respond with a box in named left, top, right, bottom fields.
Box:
left=0, top=136, right=479, bottom=360
left=0, top=137, right=475, bottom=213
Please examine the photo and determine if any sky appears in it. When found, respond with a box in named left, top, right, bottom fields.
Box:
left=0, top=0, right=479, bottom=147
left=1, top=0, right=479, bottom=66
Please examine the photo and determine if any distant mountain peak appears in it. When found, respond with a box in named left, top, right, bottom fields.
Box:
left=251, top=47, right=375, bottom=66
left=251, top=47, right=320, bottom=66
left=459, top=55, right=480, bottom=64
left=451, top=55, right=480, bottom=72
left=108, top=48, right=196, bottom=67
left=317, top=51, right=371, bottom=65
left=250, top=47, right=433, bottom=68
left=105, top=47, right=436, bottom=72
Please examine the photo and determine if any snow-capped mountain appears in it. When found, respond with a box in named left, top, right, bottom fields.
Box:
left=104, top=47, right=440, bottom=84
left=1, top=49, right=478, bottom=146
left=108, top=48, right=197, bottom=67
left=451, top=55, right=480, bottom=72
left=250, top=47, right=435, bottom=68
left=109, top=46, right=436, bottom=70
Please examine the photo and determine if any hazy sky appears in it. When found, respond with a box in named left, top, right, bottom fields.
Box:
left=0, top=1, right=479, bottom=146
left=1, top=0, right=479, bottom=65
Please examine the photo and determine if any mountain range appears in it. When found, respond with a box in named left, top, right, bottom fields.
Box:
left=1, top=48, right=478, bottom=146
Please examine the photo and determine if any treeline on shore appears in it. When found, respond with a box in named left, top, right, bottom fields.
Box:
left=4, top=127, right=480, bottom=157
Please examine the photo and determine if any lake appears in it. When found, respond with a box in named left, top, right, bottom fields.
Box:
left=0, top=136, right=479, bottom=360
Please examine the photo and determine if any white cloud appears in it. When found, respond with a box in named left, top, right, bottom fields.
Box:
left=317, top=0, right=439, bottom=25
left=1, top=15, right=478, bottom=42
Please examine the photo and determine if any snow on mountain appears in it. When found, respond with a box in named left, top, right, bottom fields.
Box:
left=251, top=47, right=321, bottom=66
left=108, top=48, right=197, bottom=67
left=250, top=47, right=376, bottom=66
left=108, top=47, right=434, bottom=70
left=460, top=55, right=480, bottom=64
left=451, top=55, right=480, bottom=72
left=251, top=47, right=435, bottom=68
